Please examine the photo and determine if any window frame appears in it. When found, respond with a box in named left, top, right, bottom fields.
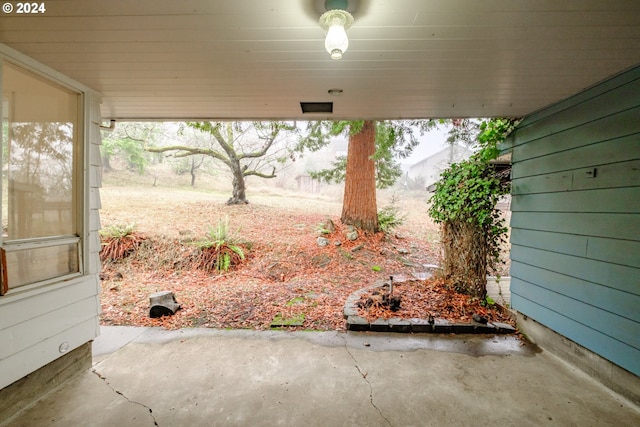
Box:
left=0, top=57, right=87, bottom=296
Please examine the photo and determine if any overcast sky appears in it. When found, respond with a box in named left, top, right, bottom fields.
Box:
left=402, top=127, right=451, bottom=166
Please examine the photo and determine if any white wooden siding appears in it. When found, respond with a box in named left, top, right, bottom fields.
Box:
left=508, top=66, right=640, bottom=376
left=0, top=45, right=102, bottom=389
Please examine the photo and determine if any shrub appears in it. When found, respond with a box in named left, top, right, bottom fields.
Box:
left=193, top=217, right=249, bottom=272
left=99, top=223, right=145, bottom=261
left=377, top=195, right=406, bottom=235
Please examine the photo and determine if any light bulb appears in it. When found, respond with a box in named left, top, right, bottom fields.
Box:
left=319, top=9, right=354, bottom=60
left=325, top=23, right=349, bottom=59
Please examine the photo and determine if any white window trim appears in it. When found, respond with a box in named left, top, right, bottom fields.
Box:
left=0, top=43, right=99, bottom=298
left=2, top=236, right=82, bottom=252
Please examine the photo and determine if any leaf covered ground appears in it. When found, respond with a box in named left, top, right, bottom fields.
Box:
left=99, top=183, right=513, bottom=331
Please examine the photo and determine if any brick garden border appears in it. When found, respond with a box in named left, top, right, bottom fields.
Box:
left=344, top=281, right=516, bottom=334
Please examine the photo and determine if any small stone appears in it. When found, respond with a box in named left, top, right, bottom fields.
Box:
left=334, top=241, right=342, bottom=246
left=346, top=231, right=358, bottom=241
left=317, top=237, right=330, bottom=247
left=363, top=342, right=371, bottom=347
left=397, top=248, right=410, bottom=255
left=351, top=243, right=365, bottom=252
left=473, top=313, right=488, bottom=324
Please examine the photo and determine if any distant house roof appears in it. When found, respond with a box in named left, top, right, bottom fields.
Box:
left=410, top=144, right=474, bottom=169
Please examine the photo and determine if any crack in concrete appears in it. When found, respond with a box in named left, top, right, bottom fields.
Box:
left=341, top=336, right=393, bottom=427
left=92, top=369, right=159, bottom=426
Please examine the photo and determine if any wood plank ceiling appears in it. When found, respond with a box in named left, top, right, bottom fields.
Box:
left=1, top=0, right=639, bottom=120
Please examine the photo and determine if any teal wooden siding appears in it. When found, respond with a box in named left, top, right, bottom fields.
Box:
left=508, top=66, right=640, bottom=376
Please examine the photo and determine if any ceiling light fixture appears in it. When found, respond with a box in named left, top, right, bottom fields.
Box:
left=319, top=0, right=354, bottom=60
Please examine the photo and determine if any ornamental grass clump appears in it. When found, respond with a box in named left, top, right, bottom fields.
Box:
left=428, top=119, right=516, bottom=299
left=99, top=223, right=146, bottom=262
left=193, top=216, right=250, bottom=273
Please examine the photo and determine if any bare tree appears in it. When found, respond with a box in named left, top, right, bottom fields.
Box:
left=147, top=121, right=297, bottom=204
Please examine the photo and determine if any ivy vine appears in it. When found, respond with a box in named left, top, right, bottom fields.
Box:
left=428, top=118, right=518, bottom=277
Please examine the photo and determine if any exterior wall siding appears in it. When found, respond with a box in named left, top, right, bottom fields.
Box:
left=508, top=66, right=640, bottom=376
left=0, top=45, right=102, bottom=389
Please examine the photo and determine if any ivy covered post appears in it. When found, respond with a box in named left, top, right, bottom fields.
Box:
left=428, top=119, right=517, bottom=299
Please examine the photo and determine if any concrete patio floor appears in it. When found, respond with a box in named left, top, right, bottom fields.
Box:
left=5, top=326, right=640, bottom=427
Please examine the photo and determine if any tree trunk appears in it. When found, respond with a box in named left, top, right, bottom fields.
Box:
left=102, top=154, right=111, bottom=171
left=441, top=221, right=487, bottom=299
left=190, top=158, right=196, bottom=187
left=227, top=159, right=248, bottom=204
left=341, top=120, right=378, bottom=232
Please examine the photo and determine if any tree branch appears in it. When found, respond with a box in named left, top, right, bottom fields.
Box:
left=239, top=126, right=281, bottom=160
left=244, top=166, right=276, bottom=179
left=209, top=125, right=238, bottom=158
left=146, top=145, right=230, bottom=166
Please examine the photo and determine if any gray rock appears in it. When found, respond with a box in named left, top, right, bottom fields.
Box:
left=346, top=230, right=358, bottom=241
left=317, top=237, right=330, bottom=247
